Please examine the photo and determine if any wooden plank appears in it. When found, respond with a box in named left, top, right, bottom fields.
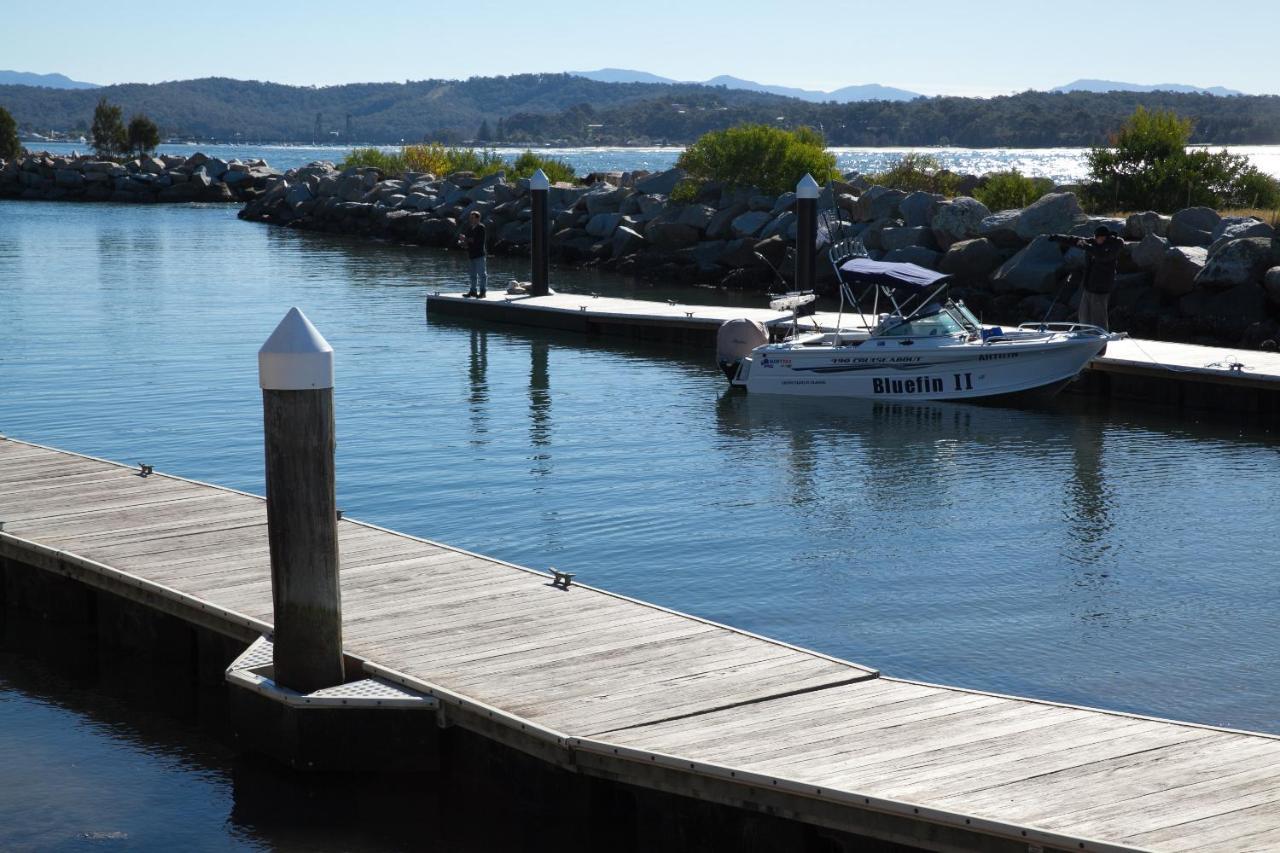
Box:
left=1125, top=800, right=1280, bottom=852
left=934, top=733, right=1275, bottom=825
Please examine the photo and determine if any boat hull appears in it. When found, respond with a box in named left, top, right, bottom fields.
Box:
left=734, top=336, right=1106, bottom=401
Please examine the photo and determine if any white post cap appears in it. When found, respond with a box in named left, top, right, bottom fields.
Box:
left=529, top=168, right=550, bottom=191
left=796, top=173, right=820, bottom=199
left=258, top=307, right=334, bottom=390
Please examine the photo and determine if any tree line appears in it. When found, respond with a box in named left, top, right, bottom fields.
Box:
left=3, top=75, right=1280, bottom=148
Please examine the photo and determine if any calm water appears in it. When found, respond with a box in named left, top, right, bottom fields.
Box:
left=28, top=141, right=1280, bottom=182
left=2, top=199, right=1279, bottom=846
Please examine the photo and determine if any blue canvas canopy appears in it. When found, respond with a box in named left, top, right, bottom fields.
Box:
left=838, top=258, right=952, bottom=291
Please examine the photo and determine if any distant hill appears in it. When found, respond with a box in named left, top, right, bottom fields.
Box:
left=567, top=68, right=677, bottom=85
left=3, top=74, right=1278, bottom=147
left=0, top=73, right=791, bottom=144
left=1054, top=79, right=1244, bottom=96
left=572, top=69, right=921, bottom=102
left=0, top=70, right=98, bottom=89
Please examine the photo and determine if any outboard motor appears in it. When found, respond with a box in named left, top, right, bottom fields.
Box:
left=716, top=318, right=768, bottom=382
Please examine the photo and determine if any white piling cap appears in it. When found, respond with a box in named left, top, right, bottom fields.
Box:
left=258, top=307, right=334, bottom=390
left=796, top=173, right=820, bottom=199
left=530, top=168, right=550, bottom=191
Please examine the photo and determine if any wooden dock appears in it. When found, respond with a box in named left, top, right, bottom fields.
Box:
left=426, top=291, right=1280, bottom=413
left=4, top=435, right=1280, bottom=852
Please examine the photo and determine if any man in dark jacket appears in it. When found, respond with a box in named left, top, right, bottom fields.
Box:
left=1051, top=226, right=1124, bottom=330
left=460, top=210, right=488, bottom=298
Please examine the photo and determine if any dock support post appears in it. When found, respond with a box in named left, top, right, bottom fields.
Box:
left=258, top=307, right=345, bottom=694
left=530, top=168, right=550, bottom=297
left=795, top=173, right=819, bottom=293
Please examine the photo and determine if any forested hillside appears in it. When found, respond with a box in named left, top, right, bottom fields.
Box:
left=3, top=73, right=1278, bottom=147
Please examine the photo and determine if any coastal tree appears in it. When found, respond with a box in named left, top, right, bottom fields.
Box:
left=677, top=124, right=838, bottom=196
left=476, top=119, right=492, bottom=141
left=90, top=97, right=127, bottom=159
left=0, top=105, right=20, bottom=161
left=126, top=114, right=161, bottom=157
left=1087, top=107, right=1280, bottom=211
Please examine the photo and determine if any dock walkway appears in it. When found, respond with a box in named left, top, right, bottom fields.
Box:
left=426, top=291, right=1280, bottom=411
left=3, top=436, right=1279, bottom=852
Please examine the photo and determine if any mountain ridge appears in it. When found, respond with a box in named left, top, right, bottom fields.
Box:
left=570, top=69, right=921, bottom=102
left=0, top=70, right=99, bottom=89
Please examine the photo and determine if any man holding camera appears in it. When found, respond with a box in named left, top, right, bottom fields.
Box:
left=460, top=210, right=488, bottom=298
left=1049, top=226, right=1124, bottom=331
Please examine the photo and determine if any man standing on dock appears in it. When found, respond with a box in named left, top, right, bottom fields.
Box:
left=1050, top=226, right=1123, bottom=331
left=461, top=211, right=488, bottom=298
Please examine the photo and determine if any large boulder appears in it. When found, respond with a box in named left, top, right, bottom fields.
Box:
left=1194, top=237, right=1280, bottom=289
left=584, top=186, right=628, bottom=215
left=1212, top=216, right=1273, bottom=240
left=989, top=236, right=1068, bottom=294
left=938, top=238, right=1003, bottom=279
left=730, top=210, right=771, bottom=238
left=1154, top=246, right=1208, bottom=298
left=1130, top=233, right=1170, bottom=270
left=1208, top=219, right=1275, bottom=256
left=852, top=186, right=907, bottom=222
left=1167, top=207, right=1220, bottom=246
left=769, top=192, right=796, bottom=216
left=1180, top=281, right=1268, bottom=328
left=1014, top=192, right=1085, bottom=241
left=879, top=226, right=934, bottom=252
left=677, top=203, right=717, bottom=230
left=899, top=191, right=942, bottom=228
left=53, top=169, right=84, bottom=188
left=284, top=183, right=314, bottom=209
left=759, top=211, right=796, bottom=240
left=611, top=225, right=646, bottom=257
left=706, top=202, right=747, bottom=239
left=931, top=197, right=991, bottom=250
left=1124, top=211, right=1171, bottom=240
left=633, top=168, right=686, bottom=196
left=976, top=210, right=1023, bottom=248
left=1264, top=267, right=1280, bottom=308
left=645, top=221, right=701, bottom=249
left=585, top=211, right=623, bottom=238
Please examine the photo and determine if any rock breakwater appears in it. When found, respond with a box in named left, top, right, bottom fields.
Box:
left=240, top=161, right=1280, bottom=347
left=0, top=152, right=280, bottom=203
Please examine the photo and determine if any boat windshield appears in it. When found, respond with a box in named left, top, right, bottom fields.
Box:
left=877, top=306, right=966, bottom=337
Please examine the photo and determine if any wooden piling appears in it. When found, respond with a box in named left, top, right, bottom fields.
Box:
left=530, top=168, right=550, bottom=297
left=795, top=173, right=819, bottom=293
left=258, top=307, right=345, bottom=693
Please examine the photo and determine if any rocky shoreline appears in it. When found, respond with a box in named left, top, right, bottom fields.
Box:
left=4, top=149, right=1277, bottom=348
left=239, top=161, right=1280, bottom=348
left=0, top=151, right=279, bottom=203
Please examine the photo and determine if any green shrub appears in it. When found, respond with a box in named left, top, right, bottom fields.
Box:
left=0, top=105, right=19, bottom=161
left=508, top=150, right=576, bottom=183
left=668, top=178, right=700, bottom=204
left=338, top=147, right=406, bottom=174
left=676, top=123, right=838, bottom=197
left=1087, top=107, right=1280, bottom=211
left=340, top=145, right=581, bottom=184
left=869, top=153, right=962, bottom=196
left=974, top=170, right=1055, bottom=210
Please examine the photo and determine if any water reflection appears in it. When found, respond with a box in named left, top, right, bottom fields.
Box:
left=529, top=340, right=552, bottom=470
left=467, top=328, right=489, bottom=446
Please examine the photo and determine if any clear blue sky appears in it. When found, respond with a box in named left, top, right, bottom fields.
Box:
left=5, top=0, right=1277, bottom=96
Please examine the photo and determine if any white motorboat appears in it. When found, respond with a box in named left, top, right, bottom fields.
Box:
left=717, top=255, right=1114, bottom=402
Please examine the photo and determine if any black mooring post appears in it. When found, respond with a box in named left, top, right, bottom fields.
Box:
left=258, top=307, right=345, bottom=694
left=796, top=173, right=819, bottom=293
left=530, top=168, right=550, bottom=297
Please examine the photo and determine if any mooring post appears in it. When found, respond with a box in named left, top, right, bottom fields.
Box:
left=795, top=173, right=819, bottom=293
left=258, top=307, right=345, bottom=694
left=530, top=168, right=550, bottom=297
